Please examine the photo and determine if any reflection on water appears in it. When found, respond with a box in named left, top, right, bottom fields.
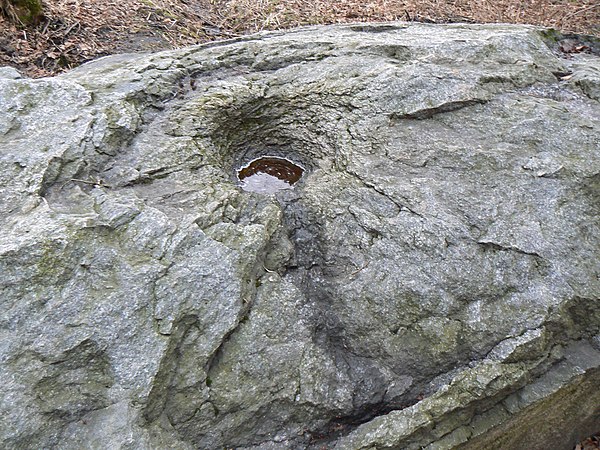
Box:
left=237, top=156, right=304, bottom=194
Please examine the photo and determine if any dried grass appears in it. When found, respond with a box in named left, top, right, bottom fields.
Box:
left=213, top=0, right=599, bottom=35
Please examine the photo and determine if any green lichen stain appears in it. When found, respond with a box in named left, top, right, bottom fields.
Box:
left=538, top=28, right=563, bottom=44
left=8, top=0, right=44, bottom=25
left=35, top=241, right=67, bottom=281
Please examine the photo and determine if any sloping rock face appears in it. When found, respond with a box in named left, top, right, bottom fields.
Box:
left=1, top=23, right=599, bottom=449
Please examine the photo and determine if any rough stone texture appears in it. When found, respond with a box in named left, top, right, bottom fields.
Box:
left=0, top=22, right=599, bottom=449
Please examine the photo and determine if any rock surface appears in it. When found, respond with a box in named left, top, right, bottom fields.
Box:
left=1, top=22, right=599, bottom=449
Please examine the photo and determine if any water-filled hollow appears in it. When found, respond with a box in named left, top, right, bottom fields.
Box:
left=237, top=156, right=304, bottom=194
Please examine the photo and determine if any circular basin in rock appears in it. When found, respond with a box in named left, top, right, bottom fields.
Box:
left=237, top=156, right=305, bottom=194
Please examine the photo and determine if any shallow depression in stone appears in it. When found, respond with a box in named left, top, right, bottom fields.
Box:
left=237, top=156, right=304, bottom=194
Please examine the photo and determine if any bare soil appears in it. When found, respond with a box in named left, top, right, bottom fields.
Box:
left=0, top=0, right=599, bottom=77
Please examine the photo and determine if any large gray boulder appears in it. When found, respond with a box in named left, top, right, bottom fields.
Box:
left=0, top=23, right=599, bottom=449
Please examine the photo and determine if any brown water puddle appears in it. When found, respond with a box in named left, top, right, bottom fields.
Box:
left=237, top=156, right=304, bottom=194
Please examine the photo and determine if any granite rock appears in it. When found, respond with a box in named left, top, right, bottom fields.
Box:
left=0, top=23, right=599, bottom=449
